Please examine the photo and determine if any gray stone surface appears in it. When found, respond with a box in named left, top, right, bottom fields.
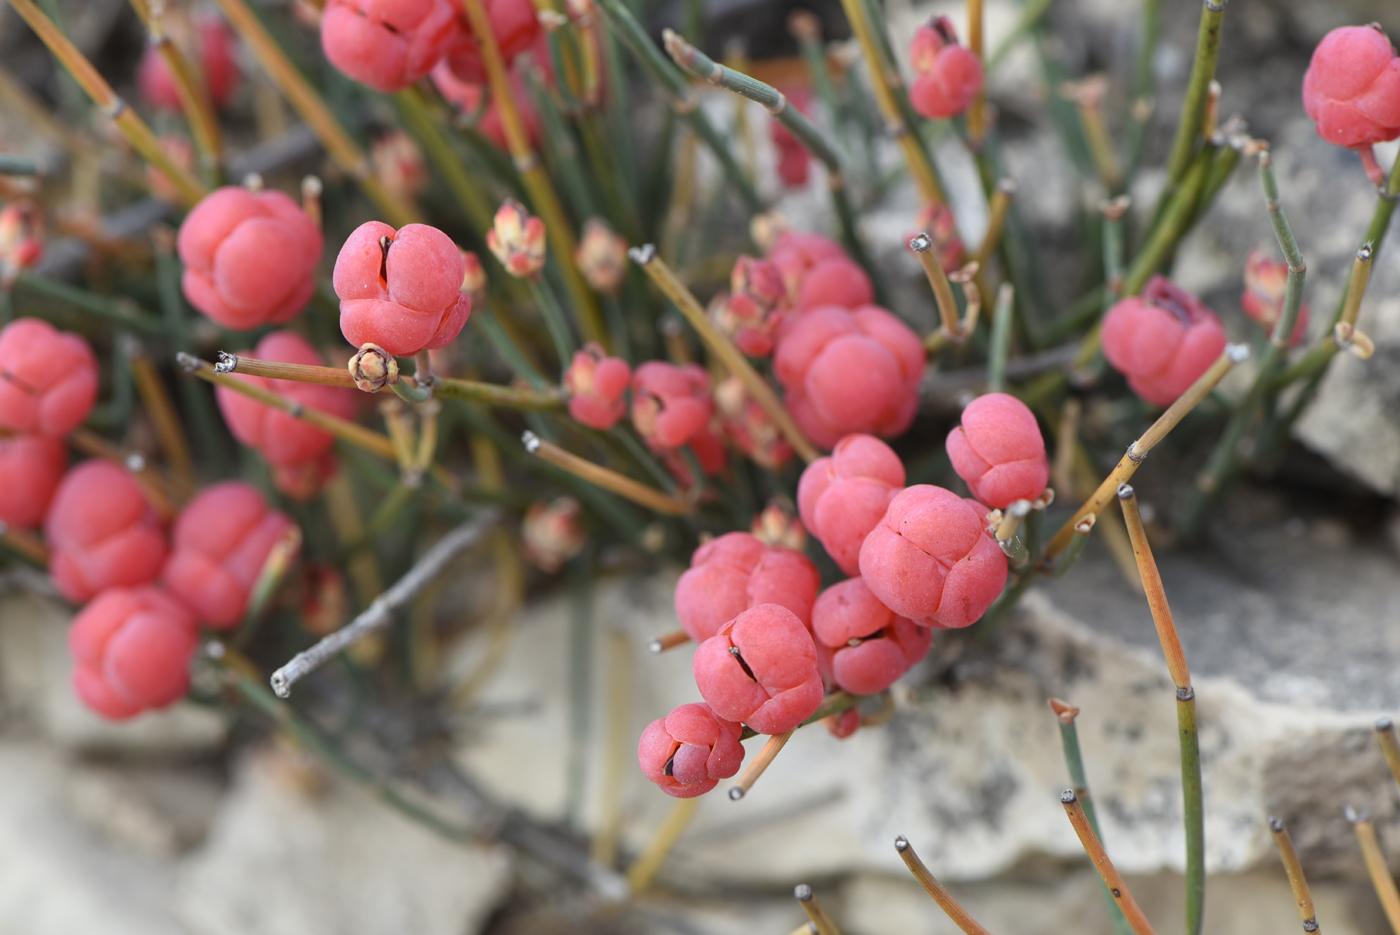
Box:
left=449, top=527, right=1400, bottom=892
left=172, top=750, right=513, bottom=935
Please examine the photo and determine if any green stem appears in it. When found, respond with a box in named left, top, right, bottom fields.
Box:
left=473, top=307, right=550, bottom=391
left=1164, top=0, right=1226, bottom=187
left=1180, top=690, right=1205, bottom=935
left=591, top=0, right=763, bottom=213
left=13, top=270, right=166, bottom=335
left=1122, top=147, right=1212, bottom=296
left=394, top=87, right=494, bottom=233
left=434, top=377, right=564, bottom=410
left=1040, top=521, right=1093, bottom=577
left=987, top=284, right=1014, bottom=393
left=1179, top=153, right=1306, bottom=537
left=0, top=153, right=39, bottom=175
left=1056, top=715, right=1135, bottom=935
left=1122, top=0, right=1161, bottom=178
left=529, top=277, right=578, bottom=370
left=662, top=29, right=877, bottom=290
left=607, top=424, right=680, bottom=494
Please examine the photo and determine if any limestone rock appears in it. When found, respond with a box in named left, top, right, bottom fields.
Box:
left=0, top=742, right=188, bottom=935
left=172, top=750, right=512, bottom=935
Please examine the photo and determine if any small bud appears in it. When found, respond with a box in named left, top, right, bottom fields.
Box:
left=460, top=250, right=488, bottom=307
left=749, top=211, right=790, bottom=253
left=575, top=218, right=629, bottom=295
left=521, top=496, right=586, bottom=573
left=370, top=130, right=428, bottom=205
left=750, top=498, right=806, bottom=551
left=486, top=198, right=547, bottom=279
left=347, top=343, right=399, bottom=392
left=0, top=200, right=44, bottom=281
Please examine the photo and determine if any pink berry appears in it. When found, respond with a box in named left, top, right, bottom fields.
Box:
left=768, top=231, right=845, bottom=300
left=430, top=62, right=542, bottom=151
left=178, top=186, right=323, bottom=331
left=637, top=702, right=745, bottom=798
left=334, top=221, right=472, bottom=357
left=795, top=256, right=874, bottom=311
left=797, top=433, right=905, bottom=576
left=674, top=531, right=820, bottom=643
left=659, top=423, right=728, bottom=485
left=0, top=434, right=66, bottom=529
left=68, top=586, right=198, bottom=720
left=692, top=603, right=824, bottom=735
left=161, top=481, right=296, bottom=629
left=1302, top=25, right=1400, bottom=150
left=945, top=393, right=1048, bottom=508
left=908, top=18, right=983, bottom=120
left=0, top=318, right=98, bottom=436
left=444, top=0, right=543, bottom=83
left=811, top=577, right=931, bottom=696
left=773, top=304, right=926, bottom=449
left=631, top=361, right=713, bottom=451
left=565, top=343, right=631, bottom=430
left=216, top=331, right=357, bottom=486
left=1101, top=275, right=1227, bottom=408
left=858, top=484, right=1007, bottom=629
left=45, top=461, right=167, bottom=604
left=1241, top=249, right=1309, bottom=347
left=138, top=17, right=241, bottom=110
left=270, top=453, right=339, bottom=504
left=321, top=0, right=468, bottom=94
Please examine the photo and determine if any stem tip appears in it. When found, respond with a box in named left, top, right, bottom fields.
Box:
left=1060, top=788, right=1078, bottom=804
left=794, top=884, right=813, bottom=902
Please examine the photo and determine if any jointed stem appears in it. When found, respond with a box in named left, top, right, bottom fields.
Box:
left=1043, top=343, right=1248, bottom=561
left=522, top=431, right=693, bottom=515
left=1349, top=809, right=1400, bottom=935
left=893, top=836, right=995, bottom=935
left=211, top=0, right=416, bottom=227
left=1268, top=817, right=1320, bottom=934
left=836, top=0, right=944, bottom=204
left=662, top=31, right=875, bottom=282
left=1061, top=791, right=1158, bottom=935
left=1164, top=0, right=1227, bottom=188
left=179, top=354, right=399, bottom=461
left=591, top=0, right=762, bottom=213
left=7, top=0, right=207, bottom=206
left=631, top=246, right=820, bottom=463
left=1048, top=699, right=1134, bottom=935
left=127, top=0, right=223, bottom=176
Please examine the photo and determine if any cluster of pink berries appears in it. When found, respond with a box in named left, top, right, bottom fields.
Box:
left=320, top=0, right=540, bottom=95
left=639, top=393, right=1049, bottom=797
left=0, top=319, right=296, bottom=720
left=563, top=228, right=925, bottom=479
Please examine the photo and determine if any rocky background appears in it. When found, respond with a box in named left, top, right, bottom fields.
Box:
left=4, top=0, right=1400, bottom=932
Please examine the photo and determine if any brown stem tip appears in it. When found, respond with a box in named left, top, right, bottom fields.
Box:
left=1048, top=697, right=1080, bottom=724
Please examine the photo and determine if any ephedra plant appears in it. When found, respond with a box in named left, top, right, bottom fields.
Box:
left=1, top=0, right=1400, bottom=930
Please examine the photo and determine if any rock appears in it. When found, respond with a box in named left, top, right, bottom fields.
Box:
left=0, top=592, right=226, bottom=755
left=172, top=749, right=512, bottom=935
left=0, top=742, right=189, bottom=935
left=451, top=501, right=1400, bottom=893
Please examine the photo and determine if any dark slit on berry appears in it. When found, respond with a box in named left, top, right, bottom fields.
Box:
left=662, top=752, right=676, bottom=777
left=378, top=235, right=392, bottom=285
left=729, top=644, right=757, bottom=681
